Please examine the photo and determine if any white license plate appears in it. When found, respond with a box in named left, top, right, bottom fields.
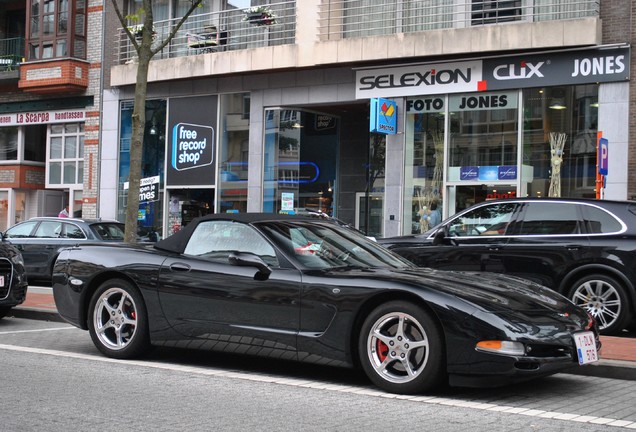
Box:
left=574, top=331, right=598, bottom=365
left=0, top=276, right=4, bottom=287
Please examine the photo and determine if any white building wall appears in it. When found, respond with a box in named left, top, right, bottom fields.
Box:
left=99, top=89, right=122, bottom=219
left=598, top=82, right=630, bottom=200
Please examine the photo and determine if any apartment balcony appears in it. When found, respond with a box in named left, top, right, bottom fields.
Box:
left=0, top=37, right=24, bottom=85
left=111, top=0, right=601, bottom=87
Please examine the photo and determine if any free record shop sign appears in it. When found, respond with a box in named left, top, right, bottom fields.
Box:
left=172, top=123, right=214, bottom=171
left=167, top=122, right=215, bottom=187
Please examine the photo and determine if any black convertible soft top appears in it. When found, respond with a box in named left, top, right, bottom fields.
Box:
left=154, top=212, right=319, bottom=254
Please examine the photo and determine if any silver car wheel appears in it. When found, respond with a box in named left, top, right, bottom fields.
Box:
left=571, top=279, right=621, bottom=331
left=366, top=312, right=430, bottom=384
left=93, top=287, right=138, bottom=350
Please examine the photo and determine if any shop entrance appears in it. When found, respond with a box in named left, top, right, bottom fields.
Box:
left=167, top=189, right=215, bottom=237
left=447, top=184, right=518, bottom=215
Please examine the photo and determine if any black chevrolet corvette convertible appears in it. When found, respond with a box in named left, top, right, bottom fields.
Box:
left=52, top=213, right=600, bottom=394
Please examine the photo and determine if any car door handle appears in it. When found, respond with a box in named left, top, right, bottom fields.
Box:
left=488, top=246, right=502, bottom=251
left=566, top=245, right=582, bottom=251
left=169, top=262, right=191, bottom=272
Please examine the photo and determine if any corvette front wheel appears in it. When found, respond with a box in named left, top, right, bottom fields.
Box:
left=88, top=279, right=150, bottom=359
left=359, top=301, right=445, bottom=394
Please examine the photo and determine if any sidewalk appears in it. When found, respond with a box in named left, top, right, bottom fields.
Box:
left=9, top=285, right=636, bottom=380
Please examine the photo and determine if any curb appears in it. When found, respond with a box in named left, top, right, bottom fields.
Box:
left=10, top=307, right=65, bottom=323
left=565, top=359, right=636, bottom=381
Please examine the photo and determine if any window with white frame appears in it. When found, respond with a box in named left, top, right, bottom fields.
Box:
left=47, top=122, right=84, bottom=186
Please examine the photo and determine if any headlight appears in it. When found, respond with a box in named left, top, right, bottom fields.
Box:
left=11, top=252, right=24, bottom=266
left=476, top=340, right=525, bottom=356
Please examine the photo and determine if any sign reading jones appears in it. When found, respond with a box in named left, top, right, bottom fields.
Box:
left=171, top=123, right=214, bottom=171
left=482, top=46, right=630, bottom=90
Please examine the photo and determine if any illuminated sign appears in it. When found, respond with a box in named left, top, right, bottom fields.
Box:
left=460, top=165, right=517, bottom=181
left=171, top=123, right=214, bottom=171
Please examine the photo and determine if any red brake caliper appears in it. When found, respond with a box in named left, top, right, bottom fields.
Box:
left=376, top=340, right=389, bottom=361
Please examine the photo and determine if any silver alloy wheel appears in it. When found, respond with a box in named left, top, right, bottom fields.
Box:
left=571, top=279, right=621, bottom=331
left=93, top=287, right=138, bottom=350
left=366, top=311, right=430, bottom=384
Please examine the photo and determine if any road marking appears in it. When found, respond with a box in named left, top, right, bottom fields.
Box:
left=0, top=326, right=76, bottom=335
left=0, top=342, right=635, bottom=429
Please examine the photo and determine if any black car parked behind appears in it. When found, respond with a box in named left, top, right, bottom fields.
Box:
left=379, top=198, right=636, bottom=335
left=0, top=241, right=28, bottom=319
left=2, top=217, right=125, bottom=284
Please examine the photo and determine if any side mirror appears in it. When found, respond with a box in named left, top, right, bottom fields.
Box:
left=432, top=226, right=449, bottom=246
left=228, top=251, right=272, bottom=280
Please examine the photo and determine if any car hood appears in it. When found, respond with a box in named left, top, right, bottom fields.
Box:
left=328, top=266, right=577, bottom=315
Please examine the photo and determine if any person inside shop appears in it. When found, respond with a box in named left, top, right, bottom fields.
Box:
left=58, top=204, right=70, bottom=218
left=428, top=202, right=442, bottom=228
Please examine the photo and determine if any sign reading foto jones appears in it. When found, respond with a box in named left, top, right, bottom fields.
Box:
left=171, top=123, right=214, bottom=171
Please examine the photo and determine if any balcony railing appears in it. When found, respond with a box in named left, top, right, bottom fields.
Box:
left=0, top=37, right=24, bottom=72
left=318, top=0, right=600, bottom=40
left=115, top=1, right=296, bottom=65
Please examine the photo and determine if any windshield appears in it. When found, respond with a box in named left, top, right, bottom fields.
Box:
left=257, top=220, right=413, bottom=270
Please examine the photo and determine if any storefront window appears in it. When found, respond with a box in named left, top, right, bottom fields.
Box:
left=447, top=91, right=519, bottom=213
left=263, top=108, right=337, bottom=216
left=218, top=93, right=249, bottom=213
left=404, top=98, right=445, bottom=234
left=522, top=85, right=598, bottom=199
left=118, top=99, right=166, bottom=239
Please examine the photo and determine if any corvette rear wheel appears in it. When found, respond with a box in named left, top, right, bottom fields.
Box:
left=569, top=274, right=629, bottom=335
left=0, top=306, right=11, bottom=319
left=88, top=279, right=150, bottom=359
left=359, top=301, right=444, bottom=394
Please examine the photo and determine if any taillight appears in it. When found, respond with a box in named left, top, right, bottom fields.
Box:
left=586, top=312, right=595, bottom=330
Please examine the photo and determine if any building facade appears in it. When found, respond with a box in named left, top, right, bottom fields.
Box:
left=4, top=1, right=630, bottom=240
left=0, top=0, right=104, bottom=230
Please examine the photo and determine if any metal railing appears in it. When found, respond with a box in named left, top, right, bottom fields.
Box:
left=0, top=37, right=25, bottom=72
left=318, top=0, right=600, bottom=40
left=115, top=1, right=296, bottom=65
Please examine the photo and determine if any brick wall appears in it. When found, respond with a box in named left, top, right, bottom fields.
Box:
left=601, top=0, right=636, bottom=199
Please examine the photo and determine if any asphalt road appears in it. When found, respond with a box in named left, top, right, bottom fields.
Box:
left=2, top=316, right=636, bottom=431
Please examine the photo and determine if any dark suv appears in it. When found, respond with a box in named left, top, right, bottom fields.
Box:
left=0, top=242, right=28, bottom=319
left=2, top=217, right=125, bottom=283
left=379, top=198, right=636, bottom=335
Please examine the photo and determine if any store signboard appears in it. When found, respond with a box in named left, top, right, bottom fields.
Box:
left=370, top=97, right=397, bottom=134
left=357, top=46, right=630, bottom=99
left=449, top=91, right=517, bottom=111
left=460, top=165, right=517, bottom=181
left=482, top=46, right=630, bottom=90
left=0, top=109, right=85, bottom=127
left=166, top=95, right=218, bottom=187
left=356, top=60, right=483, bottom=99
